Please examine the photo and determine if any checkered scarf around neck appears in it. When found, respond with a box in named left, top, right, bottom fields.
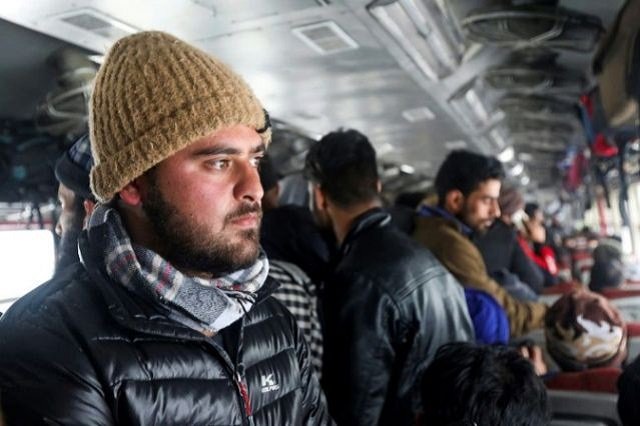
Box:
left=88, top=203, right=269, bottom=335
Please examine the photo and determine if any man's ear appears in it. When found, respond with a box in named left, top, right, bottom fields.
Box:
left=443, top=190, right=464, bottom=214
left=376, top=179, right=382, bottom=194
left=118, top=179, right=143, bottom=206
left=313, top=185, right=328, bottom=210
left=83, top=200, right=96, bottom=217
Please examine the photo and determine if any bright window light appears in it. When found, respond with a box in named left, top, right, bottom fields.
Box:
left=498, top=146, right=515, bottom=162
left=509, top=162, right=524, bottom=176
left=0, top=230, right=55, bottom=312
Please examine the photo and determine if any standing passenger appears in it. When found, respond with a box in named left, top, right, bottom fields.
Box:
left=259, top=155, right=324, bottom=377
left=304, top=129, right=474, bottom=426
left=413, top=150, right=547, bottom=337
left=0, top=31, right=330, bottom=425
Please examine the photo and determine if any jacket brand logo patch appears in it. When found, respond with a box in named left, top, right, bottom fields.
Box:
left=260, top=373, right=280, bottom=393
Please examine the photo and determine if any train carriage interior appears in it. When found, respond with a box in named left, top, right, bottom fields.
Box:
left=4, top=0, right=640, bottom=424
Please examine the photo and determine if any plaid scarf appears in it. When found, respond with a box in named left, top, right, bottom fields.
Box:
left=88, top=204, right=269, bottom=335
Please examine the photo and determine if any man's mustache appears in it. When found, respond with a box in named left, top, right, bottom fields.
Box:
left=225, top=202, right=263, bottom=224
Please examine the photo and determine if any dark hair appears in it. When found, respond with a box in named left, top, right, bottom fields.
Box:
left=258, top=154, right=280, bottom=193
left=524, top=203, right=541, bottom=219
left=303, top=129, right=378, bottom=208
left=421, top=342, right=550, bottom=426
left=619, top=354, right=640, bottom=425
left=434, top=150, right=504, bottom=204
left=590, top=241, right=624, bottom=292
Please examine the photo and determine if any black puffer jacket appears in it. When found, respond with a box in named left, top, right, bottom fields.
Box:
left=321, top=209, right=474, bottom=426
left=0, top=227, right=332, bottom=425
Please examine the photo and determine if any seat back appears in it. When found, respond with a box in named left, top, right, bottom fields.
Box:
left=545, top=368, right=621, bottom=394
left=549, top=389, right=620, bottom=425
left=601, top=287, right=640, bottom=299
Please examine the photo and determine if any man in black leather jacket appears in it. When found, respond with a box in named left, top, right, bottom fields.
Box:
left=304, top=129, right=474, bottom=426
left=0, top=31, right=331, bottom=425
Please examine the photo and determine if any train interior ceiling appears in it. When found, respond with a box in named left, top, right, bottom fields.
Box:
left=2, top=4, right=640, bottom=281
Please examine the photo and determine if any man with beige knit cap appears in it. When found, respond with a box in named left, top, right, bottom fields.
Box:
left=0, top=31, right=331, bottom=425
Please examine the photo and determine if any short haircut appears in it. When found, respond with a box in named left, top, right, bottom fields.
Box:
left=421, top=342, right=550, bottom=426
left=434, top=150, right=505, bottom=203
left=303, top=129, right=378, bottom=208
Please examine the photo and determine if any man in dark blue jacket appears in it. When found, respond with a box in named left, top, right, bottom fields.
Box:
left=304, top=129, right=474, bottom=426
left=0, top=31, right=330, bottom=425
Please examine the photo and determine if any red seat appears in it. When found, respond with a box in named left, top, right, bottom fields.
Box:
left=601, top=287, right=640, bottom=299
left=542, top=281, right=582, bottom=295
left=545, top=367, right=621, bottom=394
left=627, top=322, right=640, bottom=337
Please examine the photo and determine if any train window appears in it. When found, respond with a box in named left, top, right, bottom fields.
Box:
left=0, top=230, right=55, bottom=313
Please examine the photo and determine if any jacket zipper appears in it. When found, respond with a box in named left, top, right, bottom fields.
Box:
left=235, top=370, right=254, bottom=425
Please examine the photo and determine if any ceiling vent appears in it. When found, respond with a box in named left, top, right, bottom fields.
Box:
left=461, top=5, right=603, bottom=52
left=292, top=21, right=358, bottom=55
left=57, top=8, right=138, bottom=40
left=483, top=65, right=586, bottom=96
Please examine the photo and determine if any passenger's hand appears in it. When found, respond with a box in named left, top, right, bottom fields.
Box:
left=518, top=344, right=548, bottom=376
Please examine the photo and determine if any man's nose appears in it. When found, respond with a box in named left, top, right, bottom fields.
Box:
left=234, top=161, right=264, bottom=202
left=491, top=200, right=501, bottom=218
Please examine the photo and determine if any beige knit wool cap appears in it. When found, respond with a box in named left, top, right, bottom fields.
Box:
left=89, top=31, right=271, bottom=202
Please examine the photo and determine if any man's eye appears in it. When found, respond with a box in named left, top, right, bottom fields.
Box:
left=251, top=156, right=263, bottom=168
left=209, top=159, right=230, bottom=170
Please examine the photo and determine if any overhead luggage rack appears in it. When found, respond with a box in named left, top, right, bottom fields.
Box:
left=483, top=65, right=587, bottom=96
left=507, top=117, right=578, bottom=135
left=498, top=94, right=577, bottom=117
left=461, top=5, right=603, bottom=52
left=511, top=135, right=573, bottom=153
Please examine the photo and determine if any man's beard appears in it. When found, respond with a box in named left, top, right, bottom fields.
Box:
left=459, top=201, right=492, bottom=235
left=142, top=183, right=262, bottom=276
left=56, top=201, right=85, bottom=271
left=57, top=225, right=82, bottom=270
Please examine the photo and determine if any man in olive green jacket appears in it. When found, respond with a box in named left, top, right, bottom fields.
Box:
left=413, top=150, right=547, bottom=337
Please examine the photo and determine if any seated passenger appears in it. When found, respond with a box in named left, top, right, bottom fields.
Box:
left=475, top=185, right=545, bottom=295
left=545, top=289, right=627, bottom=373
left=304, top=129, right=474, bottom=426
left=589, top=236, right=624, bottom=293
left=419, top=342, right=550, bottom=426
left=413, top=150, right=547, bottom=337
left=518, top=203, right=559, bottom=287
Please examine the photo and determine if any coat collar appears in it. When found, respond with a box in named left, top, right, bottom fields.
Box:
left=339, top=207, right=391, bottom=257
left=417, top=204, right=473, bottom=237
